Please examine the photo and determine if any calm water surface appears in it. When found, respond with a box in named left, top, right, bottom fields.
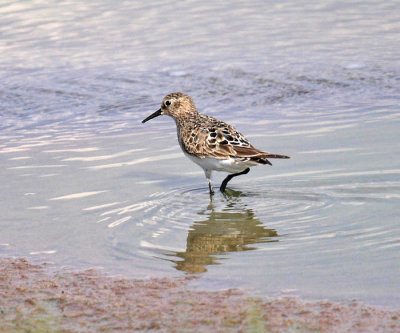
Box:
left=1, top=0, right=400, bottom=307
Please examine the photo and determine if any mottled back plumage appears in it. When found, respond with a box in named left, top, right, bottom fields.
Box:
left=162, top=92, right=288, bottom=165
left=142, top=92, right=290, bottom=193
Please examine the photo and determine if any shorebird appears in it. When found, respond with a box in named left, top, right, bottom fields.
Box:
left=142, top=92, right=290, bottom=194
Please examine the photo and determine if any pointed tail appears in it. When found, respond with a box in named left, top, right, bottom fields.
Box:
left=249, top=153, right=290, bottom=166
left=265, top=153, right=290, bottom=159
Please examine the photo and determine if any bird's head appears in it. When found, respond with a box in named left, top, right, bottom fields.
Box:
left=142, top=92, right=198, bottom=123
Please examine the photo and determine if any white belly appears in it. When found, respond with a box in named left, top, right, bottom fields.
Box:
left=184, top=151, right=250, bottom=174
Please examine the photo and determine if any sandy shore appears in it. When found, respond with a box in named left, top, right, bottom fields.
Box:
left=0, top=257, right=398, bottom=332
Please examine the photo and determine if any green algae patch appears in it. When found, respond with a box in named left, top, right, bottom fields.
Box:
left=245, top=298, right=267, bottom=333
left=7, top=299, right=62, bottom=333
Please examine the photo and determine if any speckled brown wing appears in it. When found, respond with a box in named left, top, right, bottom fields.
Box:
left=180, top=126, right=212, bottom=157
left=180, top=118, right=250, bottom=159
left=203, top=125, right=252, bottom=158
left=180, top=115, right=290, bottom=163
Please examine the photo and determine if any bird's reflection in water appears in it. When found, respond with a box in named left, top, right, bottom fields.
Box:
left=167, top=191, right=278, bottom=274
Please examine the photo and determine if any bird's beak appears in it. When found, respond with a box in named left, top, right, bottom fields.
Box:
left=142, top=109, right=162, bottom=123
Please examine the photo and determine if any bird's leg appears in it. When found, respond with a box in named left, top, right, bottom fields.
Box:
left=204, top=170, right=214, bottom=195
left=208, top=181, right=214, bottom=195
left=220, top=168, right=250, bottom=192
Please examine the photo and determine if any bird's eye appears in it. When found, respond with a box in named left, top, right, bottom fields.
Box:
left=165, top=100, right=171, bottom=106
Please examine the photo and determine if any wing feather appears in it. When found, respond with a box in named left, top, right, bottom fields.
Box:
left=179, top=115, right=290, bottom=164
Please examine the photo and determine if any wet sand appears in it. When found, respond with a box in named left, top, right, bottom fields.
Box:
left=0, top=257, right=398, bottom=332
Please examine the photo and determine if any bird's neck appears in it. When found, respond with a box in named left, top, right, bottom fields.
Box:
left=174, top=110, right=201, bottom=128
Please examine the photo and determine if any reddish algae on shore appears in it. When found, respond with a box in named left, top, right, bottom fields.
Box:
left=0, top=257, right=399, bottom=332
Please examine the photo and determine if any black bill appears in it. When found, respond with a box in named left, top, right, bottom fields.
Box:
left=142, top=109, right=162, bottom=123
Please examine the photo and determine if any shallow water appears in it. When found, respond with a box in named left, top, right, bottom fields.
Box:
left=1, top=0, right=400, bottom=307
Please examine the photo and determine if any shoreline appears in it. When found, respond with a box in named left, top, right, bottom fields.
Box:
left=1, top=257, right=398, bottom=332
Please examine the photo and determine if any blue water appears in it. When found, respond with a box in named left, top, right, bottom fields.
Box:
left=1, top=0, right=399, bottom=307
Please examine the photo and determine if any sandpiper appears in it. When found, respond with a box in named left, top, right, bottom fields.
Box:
left=142, top=92, right=290, bottom=194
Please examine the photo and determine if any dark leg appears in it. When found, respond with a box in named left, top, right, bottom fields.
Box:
left=208, top=181, right=215, bottom=195
left=220, top=168, right=250, bottom=192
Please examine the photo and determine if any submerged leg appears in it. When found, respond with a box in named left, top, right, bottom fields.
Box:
left=220, top=168, right=250, bottom=192
left=204, top=169, right=214, bottom=195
